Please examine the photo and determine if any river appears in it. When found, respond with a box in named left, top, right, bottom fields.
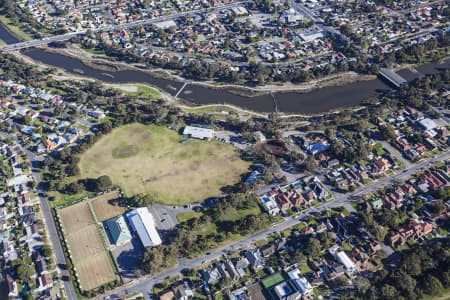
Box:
left=0, top=23, right=449, bottom=114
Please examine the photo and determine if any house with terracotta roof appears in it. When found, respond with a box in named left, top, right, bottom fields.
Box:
left=159, top=290, right=175, bottom=300
left=389, top=218, right=434, bottom=246
left=382, top=187, right=405, bottom=209
left=42, top=139, right=57, bottom=151
left=276, top=193, right=293, bottom=211
left=419, top=170, right=449, bottom=190
left=372, top=157, right=391, bottom=173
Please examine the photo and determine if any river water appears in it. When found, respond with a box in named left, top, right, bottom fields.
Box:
left=0, top=23, right=449, bottom=114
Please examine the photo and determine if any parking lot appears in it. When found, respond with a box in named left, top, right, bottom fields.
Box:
left=111, top=237, right=144, bottom=283
left=214, top=131, right=251, bottom=150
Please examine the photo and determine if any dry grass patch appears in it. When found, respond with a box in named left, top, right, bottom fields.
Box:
left=59, top=201, right=116, bottom=291
left=76, top=252, right=116, bottom=291
left=90, top=191, right=126, bottom=222
left=66, top=225, right=105, bottom=261
left=59, top=202, right=94, bottom=233
left=79, top=124, right=250, bottom=205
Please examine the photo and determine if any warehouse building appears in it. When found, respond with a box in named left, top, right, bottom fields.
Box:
left=183, top=124, right=214, bottom=140
left=126, top=207, right=162, bottom=248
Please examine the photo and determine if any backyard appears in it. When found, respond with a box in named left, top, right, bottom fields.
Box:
left=79, top=123, right=250, bottom=205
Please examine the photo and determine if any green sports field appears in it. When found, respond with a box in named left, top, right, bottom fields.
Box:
left=79, top=123, right=250, bottom=205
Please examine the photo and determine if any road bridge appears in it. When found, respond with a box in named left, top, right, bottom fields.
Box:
left=379, top=68, right=408, bottom=88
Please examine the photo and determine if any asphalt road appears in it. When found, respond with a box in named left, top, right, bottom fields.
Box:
left=98, top=149, right=450, bottom=299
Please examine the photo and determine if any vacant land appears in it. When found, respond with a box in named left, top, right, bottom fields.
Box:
left=59, top=201, right=116, bottom=291
left=90, top=191, right=126, bottom=222
left=79, top=124, right=250, bottom=205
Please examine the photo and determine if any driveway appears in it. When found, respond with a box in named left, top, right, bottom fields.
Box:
left=214, top=131, right=251, bottom=150
left=380, top=141, right=412, bottom=168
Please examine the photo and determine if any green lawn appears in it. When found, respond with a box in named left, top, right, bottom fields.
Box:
left=182, top=105, right=237, bottom=115
left=299, top=263, right=312, bottom=274
left=341, top=242, right=353, bottom=252
left=134, top=85, right=161, bottom=99
left=83, top=47, right=107, bottom=56
left=261, top=273, right=284, bottom=289
left=47, top=190, right=94, bottom=208
left=177, top=211, right=203, bottom=223
left=0, top=14, right=33, bottom=41
left=79, top=123, right=250, bottom=205
left=372, top=143, right=386, bottom=156
left=115, top=84, right=161, bottom=99
left=221, top=206, right=261, bottom=222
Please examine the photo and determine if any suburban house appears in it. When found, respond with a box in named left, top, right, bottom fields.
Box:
left=389, top=218, right=434, bottom=246
left=287, top=268, right=313, bottom=296
left=245, top=249, right=265, bottom=270
left=329, top=245, right=356, bottom=273
left=373, top=157, right=391, bottom=173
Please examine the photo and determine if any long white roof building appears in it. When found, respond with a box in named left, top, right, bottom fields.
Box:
left=183, top=124, right=214, bottom=140
left=335, top=251, right=356, bottom=272
left=126, top=207, right=162, bottom=248
left=287, top=268, right=313, bottom=295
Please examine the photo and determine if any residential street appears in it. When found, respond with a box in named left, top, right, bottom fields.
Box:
left=14, top=138, right=78, bottom=300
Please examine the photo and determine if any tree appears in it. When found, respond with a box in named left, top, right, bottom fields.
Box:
left=40, top=245, right=53, bottom=257
left=379, top=284, right=399, bottom=299
left=422, top=275, right=443, bottom=296
left=304, top=238, right=321, bottom=258
left=141, top=245, right=178, bottom=274
left=401, top=253, right=422, bottom=276
left=129, top=194, right=154, bottom=207
left=354, top=277, right=371, bottom=294
left=440, top=271, right=450, bottom=288
left=65, top=181, right=84, bottom=194
left=293, top=250, right=306, bottom=265
left=396, top=272, right=417, bottom=296
left=14, top=259, right=34, bottom=282
left=304, top=156, right=318, bottom=173
left=94, top=175, right=112, bottom=192
left=380, top=124, right=397, bottom=141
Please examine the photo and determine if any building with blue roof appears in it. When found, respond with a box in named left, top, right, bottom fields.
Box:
left=126, top=207, right=162, bottom=248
